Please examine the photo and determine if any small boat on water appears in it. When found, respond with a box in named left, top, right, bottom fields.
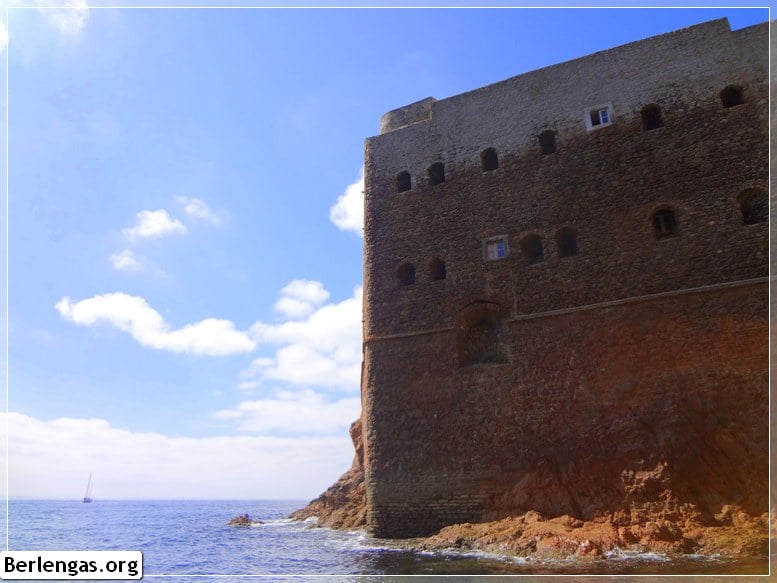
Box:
left=83, top=473, right=93, bottom=503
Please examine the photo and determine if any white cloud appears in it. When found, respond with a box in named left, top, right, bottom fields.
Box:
left=55, top=293, right=255, bottom=356
left=237, top=380, right=260, bottom=391
left=329, top=170, right=364, bottom=236
left=175, top=196, right=223, bottom=225
left=0, top=21, right=7, bottom=55
left=273, top=279, right=330, bottom=320
left=38, top=0, right=90, bottom=37
left=109, top=249, right=145, bottom=272
left=4, top=412, right=352, bottom=500
left=245, top=285, right=363, bottom=391
left=123, top=209, right=187, bottom=241
left=214, top=390, right=360, bottom=436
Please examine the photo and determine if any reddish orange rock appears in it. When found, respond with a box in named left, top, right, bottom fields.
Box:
left=289, top=420, right=366, bottom=530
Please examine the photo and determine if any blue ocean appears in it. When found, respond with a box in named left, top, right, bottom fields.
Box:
left=7, top=500, right=768, bottom=579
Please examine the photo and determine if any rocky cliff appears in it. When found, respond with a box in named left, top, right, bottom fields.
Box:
left=289, top=420, right=367, bottom=530
left=293, top=406, right=770, bottom=559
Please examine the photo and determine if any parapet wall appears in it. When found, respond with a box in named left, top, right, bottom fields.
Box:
left=366, top=19, right=767, bottom=184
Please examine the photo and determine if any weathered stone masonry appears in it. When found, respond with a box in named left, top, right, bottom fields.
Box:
left=361, top=18, right=768, bottom=538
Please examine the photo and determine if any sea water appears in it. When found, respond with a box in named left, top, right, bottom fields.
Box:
left=6, top=500, right=769, bottom=579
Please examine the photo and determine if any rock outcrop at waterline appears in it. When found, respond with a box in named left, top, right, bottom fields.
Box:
left=228, top=514, right=262, bottom=527
left=289, top=420, right=367, bottom=530
left=421, top=506, right=770, bottom=559
left=291, top=418, right=769, bottom=559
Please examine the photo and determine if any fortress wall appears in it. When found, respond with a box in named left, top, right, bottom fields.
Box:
left=369, top=20, right=767, bottom=176
left=360, top=18, right=769, bottom=539
left=363, top=282, right=768, bottom=538
left=364, top=82, right=767, bottom=338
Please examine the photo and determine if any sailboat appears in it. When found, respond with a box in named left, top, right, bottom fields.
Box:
left=83, top=473, right=93, bottom=503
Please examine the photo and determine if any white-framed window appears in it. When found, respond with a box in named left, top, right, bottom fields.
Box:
left=484, top=236, right=508, bottom=261
left=585, top=102, right=614, bottom=131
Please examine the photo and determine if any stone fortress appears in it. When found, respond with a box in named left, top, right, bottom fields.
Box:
left=359, top=18, right=768, bottom=539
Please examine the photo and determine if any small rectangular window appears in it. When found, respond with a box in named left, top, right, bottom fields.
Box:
left=585, top=103, right=614, bottom=131
left=484, top=237, right=508, bottom=261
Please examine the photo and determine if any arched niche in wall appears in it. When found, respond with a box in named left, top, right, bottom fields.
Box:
left=480, top=148, right=499, bottom=172
left=738, top=188, right=768, bottom=225
left=456, top=301, right=509, bottom=365
left=652, top=207, right=678, bottom=240
left=720, top=84, right=745, bottom=108
left=397, top=262, right=416, bottom=286
left=395, top=171, right=411, bottom=193
left=429, top=258, right=447, bottom=281
left=641, top=104, right=664, bottom=130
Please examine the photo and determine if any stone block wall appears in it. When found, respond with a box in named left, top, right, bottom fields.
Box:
left=361, top=18, right=769, bottom=539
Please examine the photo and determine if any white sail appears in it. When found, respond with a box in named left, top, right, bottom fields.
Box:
left=83, top=473, right=93, bottom=503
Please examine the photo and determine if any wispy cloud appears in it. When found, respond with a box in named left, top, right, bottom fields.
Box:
left=245, top=285, right=362, bottom=392
left=329, top=170, right=364, bottom=237
left=214, top=390, right=360, bottom=436
left=55, top=293, right=255, bottom=356
left=109, top=249, right=145, bottom=272
left=123, top=209, right=187, bottom=241
left=4, top=412, right=352, bottom=499
left=38, top=0, right=90, bottom=37
left=176, top=196, right=223, bottom=225
left=273, top=279, right=330, bottom=320
left=0, top=21, right=8, bottom=55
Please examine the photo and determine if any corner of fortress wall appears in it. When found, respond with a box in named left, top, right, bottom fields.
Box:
left=360, top=18, right=769, bottom=539
left=380, top=97, right=437, bottom=134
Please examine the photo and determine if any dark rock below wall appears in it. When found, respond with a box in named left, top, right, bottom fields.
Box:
left=289, top=420, right=367, bottom=530
left=291, top=415, right=770, bottom=559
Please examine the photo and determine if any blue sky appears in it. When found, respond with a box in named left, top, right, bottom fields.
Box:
left=3, top=3, right=769, bottom=500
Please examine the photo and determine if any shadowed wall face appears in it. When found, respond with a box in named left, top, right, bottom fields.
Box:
left=361, top=19, right=768, bottom=539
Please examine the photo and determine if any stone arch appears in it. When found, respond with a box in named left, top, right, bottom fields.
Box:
left=556, top=227, right=579, bottom=257
left=395, top=171, right=411, bottom=193
left=738, top=188, right=768, bottom=225
left=641, top=104, right=663, bottom=130
left=397, top=263, right=416, bottom=286
left=480, top=148, right=499, bottom=172
left=429, top=258, right=447, bottom=281
left=538, top=130, right=556, bottom=154
left=720, top=85, right=745, bottom=108
left=428, top=162, right=445, bottom=186
left=456, top=301, right=508, bottom=365
left=652, top=207, right=678, bottom=239
left=520, top=233, right=544, bottom=264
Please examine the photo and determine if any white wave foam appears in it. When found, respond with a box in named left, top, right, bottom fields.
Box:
left=413, top=546, right=529, bottom=564
left=260, top=517, right=302, bottom=528
left=604, top=547, right=671, bottom=562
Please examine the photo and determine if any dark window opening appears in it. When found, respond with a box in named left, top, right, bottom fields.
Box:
left=521, top=234, right=544, bottom=264
left=480, top=148, right=499, bottom=172
left=653, top=208, right=678, bottom=239
left=428, top=162, right=445, bottom=186
left=641, top=104, right=663, bottom=130
left=739, top=189, right=768, bottom=225
left=557, top=228, right=578, bottom=257
left=538, top=130, right=556, bottom=154
left=398, top=263, right=416, bottom=286
left=720, top=85, right=745, bottom=108
left=395, top=171, right=411, bottom=193
left=430, top=258, right=447, bottom=281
